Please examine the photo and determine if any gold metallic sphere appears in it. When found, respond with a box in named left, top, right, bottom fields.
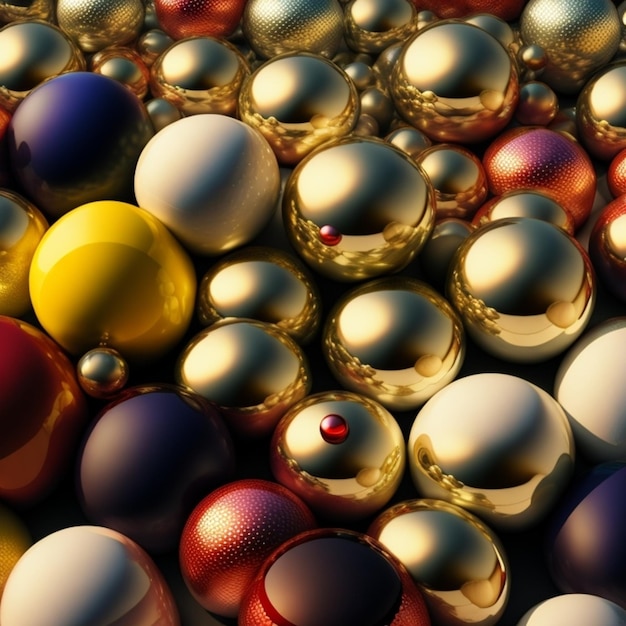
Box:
left=576, top=61, right=626, bottom=161
left=359, top=87, right=395, bottom=133
left=197, top=246, right=322, bottom=345
left=368, top=499, right=510, bottom=626
left=343, top=0, right=418, bottom=54
left=384, top=126, right=432, bottom=160
left=90, top=47, right=150, bottom=99
left=391, top=20, right=519, bottom=144
left=323, top=276, right=465, bottom=411
left=241, top=0, right=345, bottom=59
left=282, top=136, right=435, bottom=282
left=519, top=0, right=622, bottom=94
left=0, top=503, right=31, bottom=598
left=150, top=36, right=250, bottom=116
left=76, top=347, right=129, bottom=399
left=145, top=97, right=183, bottom=132
left=407, top=372, right=576, bottom=530
left=270, top=390, right=406, bottom=522
left=515, top=80, right=559, bottom=126
left=0, top=190, right=48, bottom=318
left=0, top=20, right=85, bottom=111
left=136, top=29, right=174, bottom=67
left=447, top=217, right=596, bottom=363
left=463, top=12, right=516, bottom=51
left=176, top=319, right=311, bottom=437
left=56, top=0, right=145, bottom=53
left=238, top=52, right=360, bottom=165
left=0, top=0, right=52, bottom=22
left=415, top=143, right=488, bottom=221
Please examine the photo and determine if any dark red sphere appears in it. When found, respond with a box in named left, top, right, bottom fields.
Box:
left=412, top=0, right=527, bottom=21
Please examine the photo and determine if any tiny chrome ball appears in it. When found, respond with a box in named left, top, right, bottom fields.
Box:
left=360, top=87, right=395, bottom=133
left=179, top=479, right=316, bottom=618
left=519, top=0, right=621, bottom=94
left=515, top=80, right=559, bottom=126
left=408, top=372, right=576, bottom=530
left=448, top=217, right=596, bottom=363
left=197, top=246, right=322, bottom=344
left=242, top=0, right=344, bottom=59
left=517, top=594, right=626, bottom=626
left=323, top=277, right=465, bottom=410
left=238, top=52, right=360, bottom=165
left=145, top=96, right=183, bottom=131
left=89, top=46, right=150, bottom=99
left=0, top=20, right=85, bottom=111
left=176, top=319, right=311, bottom=437
left=282, top=136, right=435, bottom=281
left=368, top=499, right=510, bottom=626
left=482, top=126, right=597, bottom=230
left=607, top=148, right=626, bottom=197
left=76, top=347, right=129, bottom=399
left=391, top=20, right=519, bottom=144
left=150, top=36, right=250, bottom=116
left=415, top=143, right=488, bottom=221
left=270, top=390, right=406, bottom=522
left=56, top=0, right=145, bottom=53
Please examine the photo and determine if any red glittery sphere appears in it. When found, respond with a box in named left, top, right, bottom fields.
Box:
left=412, top=0, right=526, bottom=20
left=483, top=126, right=597, bottom=230
left=608, top=149, right=626, bottom=198
left=153, top=0, right=246, bottom=39
left=178, top=479, right=316, bottom=619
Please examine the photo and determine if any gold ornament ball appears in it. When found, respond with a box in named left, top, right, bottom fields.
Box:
left=407, top=372, right=576, bottom=530
left=56, top=0, right=145, bottom=53
left=150, top=36, right=250, bottom=117
left=282, top=136, right=435, bottom=282
left=323, top=276, right=465, bottom=411
left=76, top=347, right=129, bottom=399
left=515, top=80, right=559, bottom=126
left=519, top=0, right=622, bottom=95
left=368, top=499, right=510, bottom=626
left=90, top=47, right=150, bottom=100
left=197, top=246, right=322, bottom=345
left=0, top=503, right=31, bottom=598
left=176, top=319, right=311, bottom=438
left=391, top=20, right=519, bottom=144
left=241, top=0, right=345, bottom=60
left=0, top=190, right=48, bottom=318
left=238, top=52, right=360, bottom=165
left=136, top=29, right=174, bottom=67
left=447, top=217, right=596, bottom=363
left=384, top=126, right=432, bottom=159
left=0, top=20, right=85, bottom=112
left=0, top=0, right=52, bottom=22
left=270, top=390, right=406, bottom=522
left=145, top=97, right=184, bottom=132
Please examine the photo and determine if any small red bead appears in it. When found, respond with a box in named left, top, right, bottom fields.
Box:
left=320, top=414, right=349, bottom=444
left=319, top=224, right=342, bottom=246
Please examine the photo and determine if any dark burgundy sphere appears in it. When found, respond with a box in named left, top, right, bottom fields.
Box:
left=77, top=384, right=236, bottom=553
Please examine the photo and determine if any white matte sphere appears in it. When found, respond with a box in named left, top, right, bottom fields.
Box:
left=134, top=114, right=281, bottom=256
left=517, top=593, right=626, bottom=625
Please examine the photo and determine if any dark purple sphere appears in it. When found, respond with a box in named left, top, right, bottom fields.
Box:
left=77, top=384, right=236, bottom=553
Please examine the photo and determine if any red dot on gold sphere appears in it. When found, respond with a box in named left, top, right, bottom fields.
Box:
left=320, top=414, right=349, bottom=444
left=319, top=224, right=342, bottom=246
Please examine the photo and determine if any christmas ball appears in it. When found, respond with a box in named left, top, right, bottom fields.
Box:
left=412, top=0, right=526, bottom=21
left=77, top=384, right=236, bottom=553
left=0, top=316, right=88, bottom=506
left=0, top=0, right=52, bottom=21
left=607, top=148, right=626, bottom=197
left=89, top=46, right=150, bottom=100
left=515, top=80, right=559, bottom=126
left=407, top=373, right=575, bottom=530
left=7, top=71, right=154, bottom=218
left=134, top=113, right=280, bottom=256
left=179, top=479, right=316, bottom=618
left=0, top=526, right=180, bottom=625
left=270, top=390, right=406, bottom=522
left=0, top=504, right=30, bottom=598
left=76, top=347, right=129, bottom=399
left=517, top=594, right=626, bottom=626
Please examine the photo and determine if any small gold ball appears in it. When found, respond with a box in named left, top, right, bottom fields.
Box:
left=515, top=80, right=559, bottom=126
left=145, top=97, right=183, bottom=131
left=384, top=125, right=432, bottom=159
left=77, top=347, right=129, bottom=399
left=0, top=0, right=52, bottom=21
left=135, top=28, right=174, bottom=67
left=90, top=47, right=150, bottom=99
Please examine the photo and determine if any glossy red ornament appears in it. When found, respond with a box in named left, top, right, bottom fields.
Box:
left=0, top=316, right=88, bottom=507
left=412, top=0, right=526, bottom=21
left=238, top=528, right=431, bottom=626
left=483, top=126, right=597, bottom=230
left=607, top=149, right=626, bottom=198
left=153, top=0, right=246, bottom=39
left=179, top=479, right=316, bottom=619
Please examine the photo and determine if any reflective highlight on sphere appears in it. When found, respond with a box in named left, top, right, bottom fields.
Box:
left=391, top=20, right=519, bottom=144
left=134, top=114, right=280, bottom=255
left=0, top=526, right=180, bottom=626
left=368, top=499, right=510, bottom=626
left=197, top=246, right=322, bottom=345
left=176, top=319, right=311, bottom=437
left=282, top=136, right=435, bottom=281
left=0, top=504, right=31, bottom=598
left=179, top=479, right=316, bottom=619
left=238, top=52, right=360, bottom=165
left=323, top=277, right=465, bottom=410
left=238, top=529, right=431, bottom=626
left=270, top=390, right=406, bottom=522
left=150, top=36, right=250, bottom=116
left=77, top=347, right=129, bottom=399
left=408, top=373, right=575, bottom=530
left=0, top=189, right=48, bottom=317
left=89, top=46, right=150, bottom=99
left=0, top=20, right=85, bottom=111
left=448, top=218, right=595, bottom=363
left=554, top=318, right=626, bottom=462
left=242, top=0, right=344, bottom=59
left=519, top=0, right=621, bottom=94
left=517, top=594, right=626, bottom=626
left=28, top=201, right=197, bottom=362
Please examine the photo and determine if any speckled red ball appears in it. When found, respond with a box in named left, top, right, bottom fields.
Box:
left=608, top=148, right=626, bottom=198
left=412, top=0, right=527, bottom=20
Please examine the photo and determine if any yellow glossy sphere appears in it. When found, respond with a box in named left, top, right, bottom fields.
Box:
left=0, top=504, right=31, bottom=599
left=0, top=190, right=48, bottom=317
left=29, top=200, right=196, bottom=362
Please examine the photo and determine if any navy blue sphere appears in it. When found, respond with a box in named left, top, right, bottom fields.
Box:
left=77, top=384, right=236, bottom=554
left=7, top=71, right=154, bottom=218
